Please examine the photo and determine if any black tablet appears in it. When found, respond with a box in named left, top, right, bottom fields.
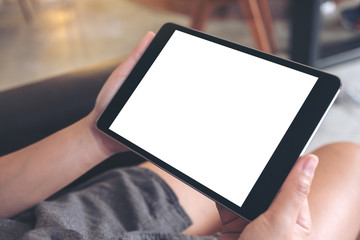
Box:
left=97, top=23, right=341, bottom=221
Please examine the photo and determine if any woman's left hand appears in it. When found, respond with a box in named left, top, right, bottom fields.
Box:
left=87, top=32, right=155, bottom=155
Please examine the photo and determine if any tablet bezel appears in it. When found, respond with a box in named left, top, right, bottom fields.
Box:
left=97, top=23, right=341, bottom=221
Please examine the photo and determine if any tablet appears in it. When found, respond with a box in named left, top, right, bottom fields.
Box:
left=97, top=23, right=341, bottom=221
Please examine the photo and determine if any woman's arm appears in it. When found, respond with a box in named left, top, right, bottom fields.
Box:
left=0, top=32, right=155, bottom=218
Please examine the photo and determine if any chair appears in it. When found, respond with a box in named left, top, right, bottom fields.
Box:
left=190, top=0, right=277, bottom=53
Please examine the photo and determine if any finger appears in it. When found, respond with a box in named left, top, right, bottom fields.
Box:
left=295, top=198, right=312, bottom=235
left=266, top=154, right=318, bottom=225
left=96, top=32, right=155, bottom=109
left=216, top=203, right=248, bottom=235
left=109, top=31, right=155, bottom=86
left=216, top=203, right=239, bottom=224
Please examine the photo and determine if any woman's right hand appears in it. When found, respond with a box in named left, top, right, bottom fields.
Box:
left=218, top=154, right=318, bottom=240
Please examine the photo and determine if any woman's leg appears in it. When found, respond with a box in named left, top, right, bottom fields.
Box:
left=140, top=161, right=222, bottom=236
left=308, top=142, right=360, bottom=240
left=141, top=141, right=360, bottom=238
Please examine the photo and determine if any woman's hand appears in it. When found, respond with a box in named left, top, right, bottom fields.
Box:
left=218, top=154, right=318, bottom=240
left=86, top=32, right=155, bottom=155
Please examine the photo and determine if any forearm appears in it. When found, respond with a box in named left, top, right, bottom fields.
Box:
left=0, top=115, right=126, bottom=218
left=0, top=32, right=154, bottom=219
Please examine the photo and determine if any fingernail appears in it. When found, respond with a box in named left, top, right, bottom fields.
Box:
left=302, top=154, right=318, bottom=177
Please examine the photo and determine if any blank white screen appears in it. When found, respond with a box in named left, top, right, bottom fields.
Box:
left=110, top=30, right=317, bottom=207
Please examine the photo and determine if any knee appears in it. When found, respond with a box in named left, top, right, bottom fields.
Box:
left=312, top=141, right=360, bottom=172
left=314, top=142, right=360, bottom=157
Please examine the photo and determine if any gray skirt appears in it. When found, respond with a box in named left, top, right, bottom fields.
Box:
left=0, top=166, right=217, bottom=240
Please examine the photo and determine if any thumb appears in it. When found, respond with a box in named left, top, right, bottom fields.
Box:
left=295, top=198, right=312, bottom=235
left=94, top=31, right=155, bottom=114
left=266, top=154, right=318, bottom=226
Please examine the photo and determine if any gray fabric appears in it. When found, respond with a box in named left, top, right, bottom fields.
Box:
left=0, top=167, right=217, bottom=240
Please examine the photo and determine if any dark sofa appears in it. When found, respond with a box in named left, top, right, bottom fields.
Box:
left=0, top=58, right=146, bottom=190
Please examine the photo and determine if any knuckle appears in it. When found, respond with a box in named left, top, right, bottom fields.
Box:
left=295, top=177, right=311, bottom=196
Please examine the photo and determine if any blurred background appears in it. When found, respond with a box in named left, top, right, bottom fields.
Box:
left=0, top=0, right=359, bottom=151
